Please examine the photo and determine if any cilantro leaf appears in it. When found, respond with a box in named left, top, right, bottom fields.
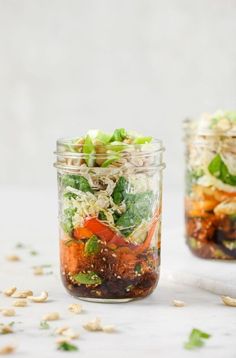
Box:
left=184, top=328, right=211, bottom=350
left=208, top=154, right=236, bottom=186
left=62, top=174, right=93, bottom=193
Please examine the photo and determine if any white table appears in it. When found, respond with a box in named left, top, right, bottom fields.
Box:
left=0, top=188, right=235, bottom=358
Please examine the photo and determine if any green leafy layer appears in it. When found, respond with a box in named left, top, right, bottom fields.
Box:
left=208, top=154, right=236, bottom=186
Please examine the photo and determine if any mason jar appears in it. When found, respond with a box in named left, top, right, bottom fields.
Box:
left=54, top=137, right=165, bottom=302
left=184, top=111, right=236, bottom=259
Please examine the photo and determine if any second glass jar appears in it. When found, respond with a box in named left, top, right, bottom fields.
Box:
left=184, top=112, right=236, bottom=260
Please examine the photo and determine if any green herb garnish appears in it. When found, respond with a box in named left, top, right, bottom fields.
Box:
left=208, top=154, right=236, bottom=186
left=57, top=341, right=78, bottom=351
left=73, top=272, right=102, bottom=285
left=40, top=321, right=50, bottom=329
left=62, top=174, right=93, bottom=193
left=84, top=236, right=100, bottom=255
left=110, top=128, right=127, bottom=142
left=184, top=328, right=211, bottom=350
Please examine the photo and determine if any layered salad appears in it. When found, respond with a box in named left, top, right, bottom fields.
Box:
left=185, top=111, right=236, bottom=259
left=56, top=129, right=164, bottom=300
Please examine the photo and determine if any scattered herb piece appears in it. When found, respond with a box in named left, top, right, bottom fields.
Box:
left=73, top=272, right=102, bottom=285
left=184, top=328, right=211, bottom=350
left=15, top=242, right=25, bottom=249
left=58, top=341, right=78, bottom=352
left=30, top=250, right=38, bottom=256
left=40, top=321, right=50, bottom=330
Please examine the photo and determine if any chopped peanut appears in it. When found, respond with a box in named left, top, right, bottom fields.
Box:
left=0, top=325, right=13, bottom=334
left=42, top=312, right=60, bottom=321
left=83, top=317, right=103, bottom=332
left=33, top=267, right=44, bottom=275
left=1, top=308, right=15, bottom=317
left=13, top=299, right=27, bottom=307
left=172, top=299, right=186, bottom=307
left=6, top=255, right=20, bottom=262
left=102, top=325, right=115, bottom=333
left=12, top=290, right=33, bottom=298
left=68, top=303, right=82, bottom=314
left=28, top=291, right=48, bottom=303
left=221, top=295, right=236, bottom=307
left=3, top=287, right=17, bottom=297
left=0, top=345, right=15, bottom=355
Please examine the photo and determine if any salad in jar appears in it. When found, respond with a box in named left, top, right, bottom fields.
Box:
left=55, top=128, right=165, bottom=301
left=185, top=111, right=236, bottom=259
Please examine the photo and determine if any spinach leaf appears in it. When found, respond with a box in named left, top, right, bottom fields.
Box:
left=116, top=191, right=154, bottom=236
left=112, top=176, right=129, bottom=204
left=62, top=207, right=77, bottom=235
left=73, top=272, right=102, bottom=285
left=208, top=154, right=236, bottom=186
left=62, top=174, right=93, bottom=193
left=84, top=236, right=100, bottom=255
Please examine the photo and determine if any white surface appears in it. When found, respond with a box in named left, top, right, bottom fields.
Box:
left=1, top=0, right=236, bottom=190
left=0, top=189, right=235, bottom=357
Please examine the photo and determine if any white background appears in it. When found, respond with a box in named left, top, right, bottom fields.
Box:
left=0, top=2, right=236, bottom=357
left=0, top=0, right=236, bottom=190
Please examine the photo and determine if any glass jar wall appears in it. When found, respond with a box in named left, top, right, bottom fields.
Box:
left=54, top=131, right=165, bottom=302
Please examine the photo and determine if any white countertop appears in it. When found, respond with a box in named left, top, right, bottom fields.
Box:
left=0, top=188, right=235, bottom=358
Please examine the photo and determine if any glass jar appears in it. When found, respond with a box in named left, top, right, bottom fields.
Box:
left=54, top=137, right=165, bottom=302
left=184, top=111, right=236, bottom=259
